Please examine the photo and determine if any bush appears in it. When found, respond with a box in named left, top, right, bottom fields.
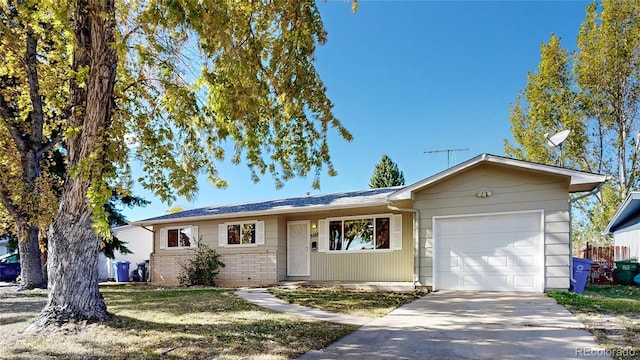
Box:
left=178, top=242, right=225, bottom=286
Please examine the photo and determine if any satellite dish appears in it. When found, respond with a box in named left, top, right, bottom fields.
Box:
left=545, top=129, right=570, bottom=147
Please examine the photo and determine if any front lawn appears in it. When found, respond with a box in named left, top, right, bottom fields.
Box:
left=1, top=285, right=357, bottom=359
left=269, top=286, right=427, bottom=318
left=548, top=285, right=640, bottom=360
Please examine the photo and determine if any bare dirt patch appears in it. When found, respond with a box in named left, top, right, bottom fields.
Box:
left=575, top=312, right=640, bottom=354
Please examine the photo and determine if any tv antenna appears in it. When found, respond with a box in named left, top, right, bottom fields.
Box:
left=424, top=148, right=469, bottom=168
left=544, top=129, right=570, bottom=167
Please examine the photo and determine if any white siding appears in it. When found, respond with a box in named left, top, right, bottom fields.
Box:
left=99, top=225, right=153, bottom=281
left=613, top=224, right=640, bottom=260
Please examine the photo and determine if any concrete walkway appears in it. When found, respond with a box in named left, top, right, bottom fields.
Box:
left=234, top=288, right=373, bottom=326
left=236, top=289, right=611, bottom=360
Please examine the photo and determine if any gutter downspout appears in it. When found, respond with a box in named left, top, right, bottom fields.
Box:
left=567, top=180, right=608, bottom=286
left=130, top=224, right=155, bottom=282
left=388, top=203, right=420, bottom=288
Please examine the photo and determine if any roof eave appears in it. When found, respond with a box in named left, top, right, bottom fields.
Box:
left=389, top=153, right=607, bottom=200
left=388, top=154, right=486, bottom=201
left=604, top=192, right=640, bottom=234
left=130, top=199, right=391, bottom=227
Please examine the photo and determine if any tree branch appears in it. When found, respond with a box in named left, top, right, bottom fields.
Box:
left=25, top=31, right=45, bottom=147
left=0, top=94, right=27, bottom=154
left=0, top=188, right=21, bottom=225
left=36, top=133, right=64, bottom=159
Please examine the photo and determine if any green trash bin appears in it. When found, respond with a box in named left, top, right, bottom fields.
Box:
left=615, top=259, right=639, bottom=286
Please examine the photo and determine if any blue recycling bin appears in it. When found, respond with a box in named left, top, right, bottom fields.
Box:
left=113, top=261, right=130, bottom=282
left=570, top=257, right=593, bottom=294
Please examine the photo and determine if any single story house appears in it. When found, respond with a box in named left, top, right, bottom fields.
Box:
left=98, top=224, right=154, bottom=281
left=604, top=191, right=640, bottom=261
left=131, top=154, right=606, bottom=292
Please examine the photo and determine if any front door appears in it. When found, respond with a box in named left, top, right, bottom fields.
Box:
left=287, top=221, right=310, bottom=276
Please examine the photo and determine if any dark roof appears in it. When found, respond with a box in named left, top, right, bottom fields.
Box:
left=132, top=186, right=403, bottom=226
left=605, top=192, right=640, bottom=234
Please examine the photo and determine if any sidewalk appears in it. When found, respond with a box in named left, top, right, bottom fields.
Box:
left=234, top=288, right=373, bottom=326
left=236, top=289, right=611, bottom=360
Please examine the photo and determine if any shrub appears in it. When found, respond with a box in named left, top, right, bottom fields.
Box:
left=178, top=242, right=225, bottom=286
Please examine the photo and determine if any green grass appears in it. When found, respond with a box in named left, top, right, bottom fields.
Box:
left=548, top=285, right=640, bottom=360
left=548, top=285, right=640, bottom=314
left=1, top=285, right=357, bottom=359
left=269, top=287, right=427, bottom=318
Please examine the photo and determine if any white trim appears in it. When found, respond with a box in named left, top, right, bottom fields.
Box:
left=325, top=213, right=394, bottom=222
left=604, top=191, right=640, bottom=234
left=220, top=220, right=263, bottom=247
left=432, top=209, right=545, bottom=292
left=131, top=200, right=390, bottom=226
left=161, top=225, right=198, bottom=250
left=389, top=153, right=607, bottom=201
left=391, top=214, right=403, bottom=250
left=287, top=220, right=311, bottom=276
left=317, top=220, right=328, bottom=253
left=324, top=213, right=395, bottom=253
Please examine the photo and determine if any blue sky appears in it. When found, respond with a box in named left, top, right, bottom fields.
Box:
left=123, top=0, right=590, bottom=221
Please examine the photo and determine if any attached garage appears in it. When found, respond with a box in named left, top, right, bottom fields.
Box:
left=433, top=211, right=544, bottom=292
left=388, top=154, right=607, bottom=292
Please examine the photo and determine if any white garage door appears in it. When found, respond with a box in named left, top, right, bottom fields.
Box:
left=434, top=212, right=544, bottom=292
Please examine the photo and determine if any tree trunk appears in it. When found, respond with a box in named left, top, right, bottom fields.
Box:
left=16, top=224, right=46, bottom=290
left=29, top=179, right=107, bottom=329
left=28, top=0, right=116, bottom=329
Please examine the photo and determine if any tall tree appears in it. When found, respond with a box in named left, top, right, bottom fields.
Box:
left=0, top=0, right=355, bottom=329
left=369, top=155, right=405, bottom=188
left=505, top=0, right=640, bottom=243
left=0, top=1, right=65, bottom=290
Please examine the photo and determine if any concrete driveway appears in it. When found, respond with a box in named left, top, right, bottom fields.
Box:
left=299, top=291, right=611, bottom=360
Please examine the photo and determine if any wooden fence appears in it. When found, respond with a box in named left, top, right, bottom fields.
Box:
left=580, top=243, right=631, bottom=264
left=578, top=243, right=631, bottom=285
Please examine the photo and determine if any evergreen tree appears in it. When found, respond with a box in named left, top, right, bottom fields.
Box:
left=369, top=155, right=405, bottom=188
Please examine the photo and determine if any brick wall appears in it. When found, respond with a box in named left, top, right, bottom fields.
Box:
left=150, top=252, right=193, bottom=286
left=150, top=249, right=278, bottom=287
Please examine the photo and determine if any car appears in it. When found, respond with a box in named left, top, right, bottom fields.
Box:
left=0, top=253, right=20, bottom=282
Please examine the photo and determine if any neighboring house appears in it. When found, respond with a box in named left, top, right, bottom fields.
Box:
left=604, top=192, right=640, bottom=261
left=98, top=224, right=154, bottom=281
left=0, top=238, right=8, bottom=256
left=131, top=154, right=606, bottom=292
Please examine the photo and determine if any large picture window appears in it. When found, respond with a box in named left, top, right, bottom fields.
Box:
left=329, top=216, right=390, bottom=251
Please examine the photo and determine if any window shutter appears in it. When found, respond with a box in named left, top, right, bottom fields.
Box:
left=255, top=221, right=265, bottom=245
left=391, top=214, right=403, bottom=250
left=218, top=224, right=227, bottom=247
left=159, top=228, right=167, bottom=250
left=317, top=220, right=327, bottom=252
left=191, top=226, right=199, bottom=248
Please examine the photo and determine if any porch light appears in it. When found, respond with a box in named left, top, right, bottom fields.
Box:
left=476, top=190, right=493, bottom=198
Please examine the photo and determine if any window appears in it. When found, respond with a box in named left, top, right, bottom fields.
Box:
left=218, top=220, right=265, bottom=247
left=160, top=226, right=198, bottom=250
left=227, top=223, right=256, bottom=245
left=328, top=216, right=390, bottom=251
left=318, top=214, right=402, bottom=253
